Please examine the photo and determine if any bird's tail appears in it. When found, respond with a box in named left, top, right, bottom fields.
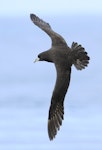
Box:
left=71, top=42, right=90, bottom=70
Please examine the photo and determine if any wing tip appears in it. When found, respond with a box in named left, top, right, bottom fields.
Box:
left=48, top=119, right=57, bottom=141
left=48, top=112, right=64, bottom=140
left=30, top=13, right=36, bottom=21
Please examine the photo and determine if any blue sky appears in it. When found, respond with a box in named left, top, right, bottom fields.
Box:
left=0, top=0, right=102, bottom=16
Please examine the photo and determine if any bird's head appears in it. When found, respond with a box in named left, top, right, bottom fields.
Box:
left=34, top=52, right=47, bottom=63
left=34, top=51, right=53, bottom=63
left=34, top=54, right=42, bottom=63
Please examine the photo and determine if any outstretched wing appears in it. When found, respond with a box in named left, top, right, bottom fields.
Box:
left=48, top=65, right=71, bottom=140
left=30, top=14, right=67, bottom=46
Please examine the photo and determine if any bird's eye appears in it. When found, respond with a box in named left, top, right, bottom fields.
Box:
left=38, top=55, right=40, bottom=58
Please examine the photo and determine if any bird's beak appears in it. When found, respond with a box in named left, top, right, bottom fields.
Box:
left=34, top=57, right=40, bottom=63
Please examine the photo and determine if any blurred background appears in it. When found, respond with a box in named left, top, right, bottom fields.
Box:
left=0, top=0, right=102, bottom=149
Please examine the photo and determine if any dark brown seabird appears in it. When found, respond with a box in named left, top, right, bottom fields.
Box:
left=30, top=14, right=90, bottom=140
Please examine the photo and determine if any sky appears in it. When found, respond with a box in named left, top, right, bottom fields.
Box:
left=0, top=0, right=102, bottom=17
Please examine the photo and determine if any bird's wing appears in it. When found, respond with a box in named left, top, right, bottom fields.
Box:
left=48, top=65, right=71, bottom=140
left=30, top=14, right=67, bottom=47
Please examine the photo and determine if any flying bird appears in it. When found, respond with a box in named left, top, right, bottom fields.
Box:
left=30, top=14, right=90, bottom=140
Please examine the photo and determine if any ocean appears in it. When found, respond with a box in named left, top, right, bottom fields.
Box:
left=0, top=15, right=102, bottom=150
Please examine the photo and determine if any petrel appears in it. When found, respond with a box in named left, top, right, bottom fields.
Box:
left=30, top=14, right=90, bottom=140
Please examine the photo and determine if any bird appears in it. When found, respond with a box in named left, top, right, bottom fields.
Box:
left=30, top=14, right=90, bottom=140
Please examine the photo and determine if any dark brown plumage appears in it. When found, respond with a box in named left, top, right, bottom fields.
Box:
left=30, top=14, right=90, bottom=140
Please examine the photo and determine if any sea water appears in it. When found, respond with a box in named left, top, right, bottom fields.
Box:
left=0, top=15, right=102, bottom=150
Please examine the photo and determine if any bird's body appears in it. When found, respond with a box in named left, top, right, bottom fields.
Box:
left=30, top=14, right=90, bottom=140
